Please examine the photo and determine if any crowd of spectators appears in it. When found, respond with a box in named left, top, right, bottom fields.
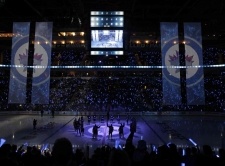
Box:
left=0, top=47, right=225, bottom=112
left=1, top=136, right=225, bottom=166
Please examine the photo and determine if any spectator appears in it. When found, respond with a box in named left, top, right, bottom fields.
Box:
left=107, top=148, right=131, bottom=166
left=132, top=140, right=151, bottom=166
left=51, top=137, right=78, bottom=166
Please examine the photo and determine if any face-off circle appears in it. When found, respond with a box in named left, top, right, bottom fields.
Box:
left=84, top=123, right=130, bottom=138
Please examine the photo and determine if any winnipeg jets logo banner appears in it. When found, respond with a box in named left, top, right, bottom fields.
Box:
left=160, top=22, right=181, bottom=105
left=184, top=22, right=205, bottom=105
left=31, top=22, right=53, bottom=104
left=8, top=22, right=30, bottom=103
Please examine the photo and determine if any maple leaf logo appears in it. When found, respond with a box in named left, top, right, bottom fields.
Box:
left=185, top=55, right=194, bottom=66
left=33, top=53, right=43, bottom=73
left=185, top=54, right=194, bottom=75
left=168, top=50, right=180, bottom=73
left=18, top=49, right=28, bottom=72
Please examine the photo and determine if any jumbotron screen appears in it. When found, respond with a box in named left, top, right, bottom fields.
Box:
left=90, top=11, right=124, bottom=56
left=91, top=30, right=123, bottom=48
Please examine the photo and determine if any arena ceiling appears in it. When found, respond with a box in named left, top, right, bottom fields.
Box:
left=0, top=0, right=225, bottom=44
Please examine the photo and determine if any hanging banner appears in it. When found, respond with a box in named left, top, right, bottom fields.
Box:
left=184, top=22, right=205, bottom=105
left=31, top=22, right=53, bottom=104
left=8, top=22, right=30, bottom=103
left=160, top=22, right=181, bottom=105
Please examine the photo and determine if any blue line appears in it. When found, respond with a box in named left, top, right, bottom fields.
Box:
left=140, top=116, right=167, bottom=144
left=41, top=116, right=76, bottom=144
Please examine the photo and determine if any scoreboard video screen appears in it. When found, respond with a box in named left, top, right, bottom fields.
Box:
left=90, top=11, right=124, bottom=56
left=91, top=30, right=123, bottom=48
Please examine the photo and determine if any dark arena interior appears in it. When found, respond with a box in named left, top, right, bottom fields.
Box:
left=1, top=0, right=225, bottom=166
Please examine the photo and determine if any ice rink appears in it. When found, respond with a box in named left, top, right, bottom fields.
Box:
left=1, top=112, right=225, bottom=156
